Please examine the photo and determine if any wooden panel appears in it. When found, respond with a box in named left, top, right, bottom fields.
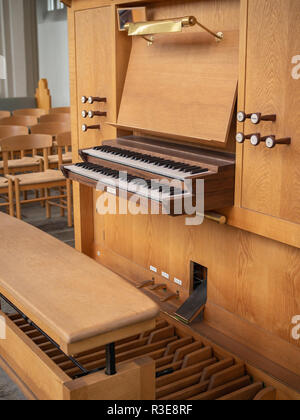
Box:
left=63, top=357, right=155, bottom=400
left=240, top=0, right=300, bottom=223
left=75, top=6, right=116, bottom=150
left=0, top=355, right=37, bottom=400
left=0, top=313, right=69, bottom=400
left=117, top=0, right=239, bottom=146
left=95, top=214, right=300, bottom=366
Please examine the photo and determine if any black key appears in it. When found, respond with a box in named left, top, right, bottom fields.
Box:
left=178, top=164, right=193, bottom=172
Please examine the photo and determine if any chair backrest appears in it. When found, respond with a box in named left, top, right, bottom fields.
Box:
left=0, top=111, right=11, bottom=119
left=13, top=108, right=47, bottom=117
left=50, top=107, right=70, bottom=114
left=30, top=122, right=69, bottom=136
left=56, top=131, right=72, bottom=148
left=0, top=116, right=38, bottom=127
left=0, top=125, right=29, bottom=139
left=39, top=113, right=70, bottom=124
left=56, top=132, right=72, bottom=166
left=0, top=134, right=53, bottom=174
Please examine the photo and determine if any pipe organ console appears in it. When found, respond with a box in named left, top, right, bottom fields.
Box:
left=1, top=0, right=300, bottom=401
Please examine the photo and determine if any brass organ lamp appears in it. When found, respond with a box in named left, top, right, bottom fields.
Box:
left=124, top=16, right=224, bottom=44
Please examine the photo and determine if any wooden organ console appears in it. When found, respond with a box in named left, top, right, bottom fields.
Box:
left=0, top=0, right=300, bottom=401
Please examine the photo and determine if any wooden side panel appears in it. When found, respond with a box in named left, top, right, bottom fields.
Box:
left=0, top=313, right=69, bottom=400
left=63, top=357, right=155, bottom=400
left=240, top=0, right=300, bottom=224
left=75, top=6, right=116, bottom=149
left=70, top=5, right=118, bottom=252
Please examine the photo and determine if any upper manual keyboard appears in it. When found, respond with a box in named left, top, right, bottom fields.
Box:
left=81, top=145, right=210, bottom=180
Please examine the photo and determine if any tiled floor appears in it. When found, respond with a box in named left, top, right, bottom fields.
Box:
left=0, top=199, right=74, bottom=400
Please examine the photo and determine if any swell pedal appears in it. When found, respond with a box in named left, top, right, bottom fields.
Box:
left=174, top=262, right=207, bottom=324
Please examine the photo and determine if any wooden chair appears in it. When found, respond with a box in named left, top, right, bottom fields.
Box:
left=0, top=133, right=43, bottom=176
left=0, top=177, right=14, bottom=216
left=30, top=122, right=70, bottom=155
left=0, top=125, right=29, bottom=159
left=0, top=115, right=38, bottom=127
left=0, top=126, right=28, bottom=138
left=30, top=122, right=69, bottom=136
left=50, top=107, right=70, bottom=114
left=13, top=108, right=46, bottom=118
left=0, top=134, right=72, bottom=226
left=39, top=113, right=71, bottom=124
left=48, top=132, right=72, bottom=169
left=0, top=111, right=11, bottom=119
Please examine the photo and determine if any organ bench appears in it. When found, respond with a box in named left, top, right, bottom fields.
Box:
left=0, top=212, right=159, bottom=400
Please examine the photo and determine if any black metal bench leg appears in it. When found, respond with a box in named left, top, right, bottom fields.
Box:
left=105, top=342, right=117, bottom=376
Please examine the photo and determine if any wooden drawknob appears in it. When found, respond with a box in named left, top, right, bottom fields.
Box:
left=82, top=124, right=101, bottom=132
left=88, top=110, right=107, bottom=118
left=237, top=112, right=252, bottom=123
left=236, top=132, right=251, bottom=143
left=88, top=96, right=107, bottom=104
left=265, top=136, right=291, bottom=149
left=250, top=134, right=269, bottom=146
left=251, top=113, right=277, bottom=125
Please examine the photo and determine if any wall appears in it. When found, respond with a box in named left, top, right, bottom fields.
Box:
left=0, top=0, right=38, bottom=98
left=36, top=0, right=70, bottom=107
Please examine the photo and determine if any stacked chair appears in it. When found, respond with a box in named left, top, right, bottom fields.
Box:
left=0, top=106, right=73, bottom=226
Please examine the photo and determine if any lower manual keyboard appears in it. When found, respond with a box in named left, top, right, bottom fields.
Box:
left=62, top=162, right=192, bottom=203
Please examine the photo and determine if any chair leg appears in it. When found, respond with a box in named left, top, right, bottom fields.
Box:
left=8, top=179, right=14, bottom=217
left=40, top=189, right=45, bottom=207
left=15, top=179, right=21, bottom=220
left=66, top=180, right=73, bottom=227
left=60, top=187, right=65, bottom=217
left=45, top=188, right=51, bottom=219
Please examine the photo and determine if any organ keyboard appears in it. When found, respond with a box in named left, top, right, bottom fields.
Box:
left=63, top=162, right=192, bottom=212
left=62, top=136, right=235, bottom=214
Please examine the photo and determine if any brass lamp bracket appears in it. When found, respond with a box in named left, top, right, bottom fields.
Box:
left=124, top=16, right=224, bottom=45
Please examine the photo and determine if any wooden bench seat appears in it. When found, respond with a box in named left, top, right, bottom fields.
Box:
left=0, top=213, right=159, bottom=356
left=0, top=176, right=9, bottom=187
left=8, top=169, right=66, bottom=186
